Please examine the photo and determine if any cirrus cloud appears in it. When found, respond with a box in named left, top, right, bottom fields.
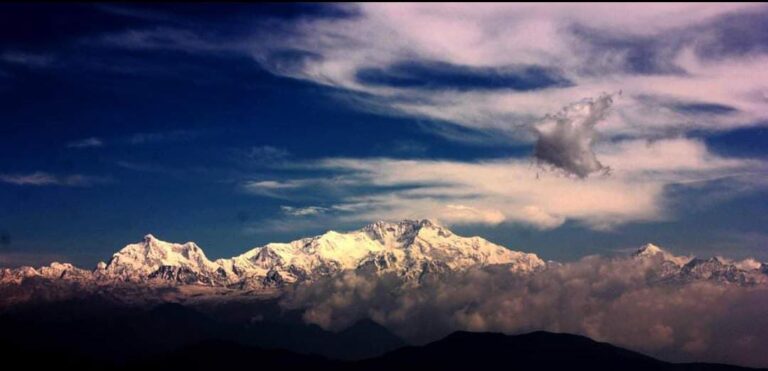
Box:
left=240, top=3, right=768, bottom=142
left=0, top=172, right=109, bottom=187
left=94, top=4, right=768, bottom=141
left=66, top=137, right=104, bottom=149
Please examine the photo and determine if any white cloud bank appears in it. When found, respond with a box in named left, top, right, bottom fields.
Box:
left=246, top=138, right=761, bottom=230
left=281, top=254, right=768, bottom=367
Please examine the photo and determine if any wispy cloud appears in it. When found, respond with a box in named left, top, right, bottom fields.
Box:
left=0, top=172, right=109, bottom=187
left=97, top=27, right=223, bottom=52
left=66, top=137, right=104, bottom=149
left=241, top=177, right=363, bottom=200
left=115, top=161, right=167, bottom=173
left=84, top=4, right=768, bottom=147
left=283, top=253, right=768, bottom=367
left=0, top=51, right=54, bottom=68
left=82, top=4, right=768, bottom=234
left=281, top=205, right=328, bottom=216
left=243, top=145, right=291, bottom=166
left=91, top=5, right=768, bottom=149
left=127, top=130, right=196, bottom=145
left=244, top=4, right=768, bottom=141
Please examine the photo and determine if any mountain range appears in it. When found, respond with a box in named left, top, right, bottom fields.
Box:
left=633, top=243, right=768, bottom=285
left=2, top=219, right=767, bottom=297
left=2, top=219, right=768, bottom=369
left=1, top=219, right=546, bottom=291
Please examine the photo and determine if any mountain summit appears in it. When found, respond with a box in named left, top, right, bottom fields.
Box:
left=632, top=243, right=766, bottom=285
left=216, top=219, right=545, bottom=288
left=100, top=233, right=229, bottom=285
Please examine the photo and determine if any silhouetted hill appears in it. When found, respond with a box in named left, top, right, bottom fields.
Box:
left=354, top=331, right=759, bottom=371
left=118, top=330, right=763, bottom=371
left=0, top=300, right=405, bottom=362
left=0, top=301, right=762, bottom=370
left=335, top=318, right=407, bottom=359
left=133, top=340, right=340, bottom=370
left=1, top=327, right=761, bottom=371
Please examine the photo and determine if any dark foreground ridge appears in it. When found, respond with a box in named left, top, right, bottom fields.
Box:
left=0, top=302, right=762, bottom=371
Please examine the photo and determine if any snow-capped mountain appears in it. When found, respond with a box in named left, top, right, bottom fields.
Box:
left=98, top=234, right=231, bottom=285
left=633, top=243, right=767, bottom=285
left=0, top=219, right=545, bottom=289
left=1, top=262, right=92, bottom=285
left=0, top=266, right=40, bottom=285
left=217, top=219, right=545, bottom=288
left=3, top=223, right=767, bottom=292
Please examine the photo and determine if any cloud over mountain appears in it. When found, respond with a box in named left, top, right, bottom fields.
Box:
left=2, top=223, right=768, bottom=367
left=281, top=245, right=768, bottom=367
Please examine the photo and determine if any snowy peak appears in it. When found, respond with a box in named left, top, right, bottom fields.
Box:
left=3, top=228, right=768, bottom=291
left=633, top=243, right=767, bottom=285
left=39, top=262, right=83, bottom=279
left=677, top=257, right=766, bottom=285
left=103, top=234, right=228, bottom=284
left=217, top=219, right=546, bottom=288
left=6, top=219, right=527, bottom=291
left=0, top=262, right=92, bottom=285
left=634, top=243, right=665, bottom=257
left=361, top=219, right=448, bottom=247
left=633, top=243, right=692, bottom=266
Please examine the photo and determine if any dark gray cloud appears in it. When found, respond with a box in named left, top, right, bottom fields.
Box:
left=533, top=94, right=614, bottom=178
left=280, top=255, right=768, bottom=368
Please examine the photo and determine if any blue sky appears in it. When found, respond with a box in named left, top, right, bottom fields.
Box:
left=1, top=3, right=767, bottom=266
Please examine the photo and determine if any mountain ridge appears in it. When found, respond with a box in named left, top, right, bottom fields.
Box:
left=2, top=220, right=767, bottom=292
left=3, top=319, right=758, bottom=370
left=2, top=219, right=546, bottom=289
left=632, top=243, right=767, bottom=285
left=353, top=330, right=760, bottom=371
